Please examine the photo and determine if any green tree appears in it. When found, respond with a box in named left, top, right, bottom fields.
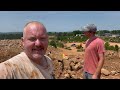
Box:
left=57, top=42, right=64, bottom=48
left=49, top=40, right=57, bottom=48
left=114, top=45, right=119, bottom=52
left=105, top=42, right=110, bottom=50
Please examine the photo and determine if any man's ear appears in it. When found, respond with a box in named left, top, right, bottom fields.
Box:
left=21, top=37, right=23, bottom=41
left=21, top=37, right=24, bottom=47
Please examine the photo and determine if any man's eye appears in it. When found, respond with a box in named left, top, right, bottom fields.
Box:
left=40, top=38, right=46, bottom=40
left=29, top=38, right=36, bottom=41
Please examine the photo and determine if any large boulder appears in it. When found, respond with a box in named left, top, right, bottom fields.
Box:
left=101, top=68, right=110, bottom=76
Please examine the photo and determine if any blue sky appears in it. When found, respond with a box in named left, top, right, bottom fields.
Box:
left=0, top=11, right=120, bottom=32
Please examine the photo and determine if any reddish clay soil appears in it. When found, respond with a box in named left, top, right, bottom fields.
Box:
left=0, top=40, right=120, bottom=79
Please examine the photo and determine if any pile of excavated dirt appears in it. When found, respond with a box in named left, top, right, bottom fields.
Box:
left=0, top=39, right=120, bottom=79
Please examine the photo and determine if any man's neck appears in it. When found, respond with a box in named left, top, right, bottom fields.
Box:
left=89, top=35, right=96, bottom=40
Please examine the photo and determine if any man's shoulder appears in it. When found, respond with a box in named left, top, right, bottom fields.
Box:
left=0, top=52, right=25, bottom=69
left=4, top=52, right=25, bottom=63
left=96, top=37, right=104, bottom=43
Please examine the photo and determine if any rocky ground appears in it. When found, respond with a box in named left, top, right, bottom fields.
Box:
left=0, top=39, right=120, bottom=79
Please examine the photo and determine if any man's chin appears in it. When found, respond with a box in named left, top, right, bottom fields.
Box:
left=33, top=54, right=43, bottom=59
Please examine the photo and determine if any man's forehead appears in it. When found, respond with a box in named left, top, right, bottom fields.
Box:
left=23, top=22, right=47, bottom=37
left=28, top=24, right=38, bottom=30
left=25, top=24, right=44, bottom=32
left=25, top=27, right=47, bottom=36
left=28, top=23, right=45, bottom=30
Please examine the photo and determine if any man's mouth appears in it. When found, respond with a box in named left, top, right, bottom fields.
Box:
left=32, top=48, right=44, bottom=53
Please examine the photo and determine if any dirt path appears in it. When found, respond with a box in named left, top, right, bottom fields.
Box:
left=109, top=42, right=120, bottom=47
left=59, top=42, right=84, bottom=55
left=60, top=42, right=120, bottom=56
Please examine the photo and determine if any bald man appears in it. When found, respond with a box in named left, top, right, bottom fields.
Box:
left=0, top=21, right=54, bottom=79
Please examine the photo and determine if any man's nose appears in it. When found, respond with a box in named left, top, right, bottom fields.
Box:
left=35, top=39, right=42, bottom=46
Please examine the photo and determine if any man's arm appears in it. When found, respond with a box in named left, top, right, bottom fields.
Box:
left=0, top=63, right=9, bottom=79
left=92, top=53, right=105, bottom=79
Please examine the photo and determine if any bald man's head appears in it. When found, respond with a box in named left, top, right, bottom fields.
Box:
left=23, top=21, right=47, bottom=38
left=21, top=21, right=49, bottom=63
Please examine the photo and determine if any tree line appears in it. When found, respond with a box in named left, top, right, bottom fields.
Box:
left=0, top=30, right=120, bottom=40
left=0, top=32, right=22, bottom=40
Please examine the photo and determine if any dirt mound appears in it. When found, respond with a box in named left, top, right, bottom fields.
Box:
left=0, top=39, right=120, bottom=79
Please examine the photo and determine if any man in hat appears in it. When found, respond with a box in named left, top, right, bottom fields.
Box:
left=82, top=24, right=105, bottom=79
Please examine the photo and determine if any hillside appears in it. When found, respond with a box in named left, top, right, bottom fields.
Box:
left=0, top=39, right=120, bottom=79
